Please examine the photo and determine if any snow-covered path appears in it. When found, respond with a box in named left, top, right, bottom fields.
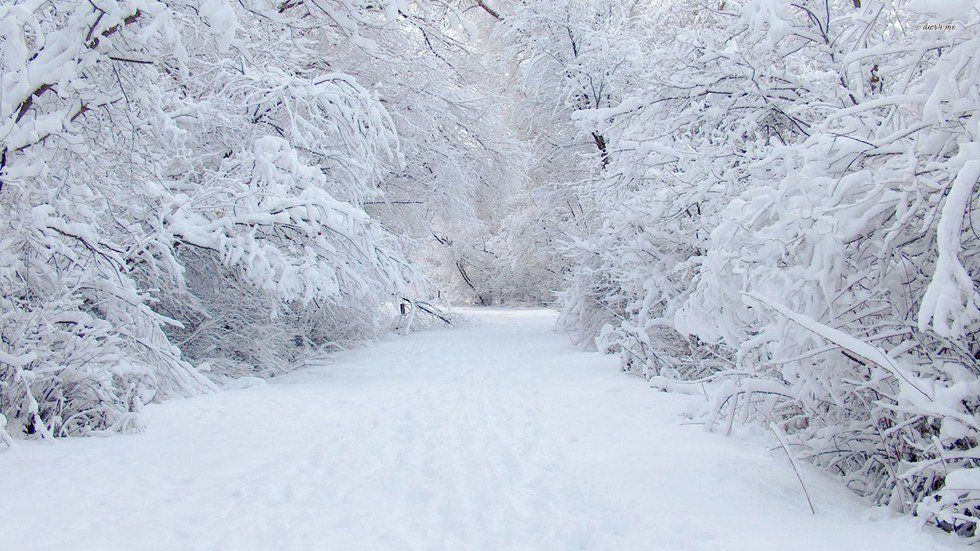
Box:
left=0, top=309, right=960, bottom=550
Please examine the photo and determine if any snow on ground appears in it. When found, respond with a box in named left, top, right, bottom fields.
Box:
left=0, top=308, right=964, bottom=550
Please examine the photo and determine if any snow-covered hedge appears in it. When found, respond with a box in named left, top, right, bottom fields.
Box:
left=0, top=0, right=468, bottom=443
left=541, top=0, right=980, bottom=538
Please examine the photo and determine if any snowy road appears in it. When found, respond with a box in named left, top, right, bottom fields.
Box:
left=0, top=309, right=961, bottom=550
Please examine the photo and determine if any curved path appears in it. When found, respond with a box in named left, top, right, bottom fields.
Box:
left=0, top=309, right=960, bottom=550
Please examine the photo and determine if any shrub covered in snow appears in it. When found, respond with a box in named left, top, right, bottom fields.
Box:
left=0, top=0, right=483, bottom=439
left=514, top=0, right=980, bottom=538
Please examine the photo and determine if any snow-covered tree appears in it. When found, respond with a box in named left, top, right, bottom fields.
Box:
left=0, top=0, right=476, bottom=439
left=539, top=0, right=980, bottom=536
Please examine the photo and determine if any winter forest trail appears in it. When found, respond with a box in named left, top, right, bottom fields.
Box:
left=0, top=309, right=961, bottom=550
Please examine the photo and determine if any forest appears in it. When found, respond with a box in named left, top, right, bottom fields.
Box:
left=1, top=0, right=978, bottom=543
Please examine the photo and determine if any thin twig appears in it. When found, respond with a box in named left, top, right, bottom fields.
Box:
left=770, top=422, right=816, bottom=515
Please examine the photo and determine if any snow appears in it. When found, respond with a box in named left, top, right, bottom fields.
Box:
left=746, top=292, right=934, bottom=401
left=918, top=156, right=980, bottom=338
left=0, top=309, right=961, bottom=550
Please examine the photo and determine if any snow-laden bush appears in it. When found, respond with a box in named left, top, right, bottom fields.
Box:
left=0, top=0, right=454, bottom=440
left=543, top=0, right=980, bottom=536
left=677, top=0, right=980, bottom=533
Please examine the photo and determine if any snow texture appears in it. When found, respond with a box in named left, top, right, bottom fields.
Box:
left=0, top=309, right=962, bottom=550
